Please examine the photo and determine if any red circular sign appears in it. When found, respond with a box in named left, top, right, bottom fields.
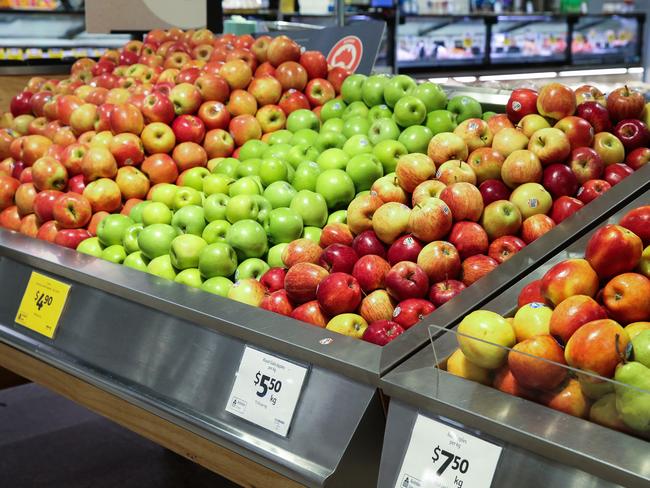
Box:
left=327, top=36, right=363, bottom=73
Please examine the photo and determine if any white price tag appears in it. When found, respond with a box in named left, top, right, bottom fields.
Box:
left=395, top=415, right=502, bottom=488
left=226, top=346, right=308, bottom=437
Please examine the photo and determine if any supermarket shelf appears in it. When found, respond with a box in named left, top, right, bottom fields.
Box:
left=0, top=8, right=83, bottom=15
left=378, top=189, right=650, bottom=488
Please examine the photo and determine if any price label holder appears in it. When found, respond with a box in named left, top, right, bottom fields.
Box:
left=226, top=346, right=309, bottom=437
left=395, top=414, right=502, bottom=488
left=15, top=272, right=71, bottom=339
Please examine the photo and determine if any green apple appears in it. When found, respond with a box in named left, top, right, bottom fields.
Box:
left=252, top=195, right=272, bottom=224
left=286, top=109, right=320, bottom=132
left=292, top=161, right=321, bottom=191
left=238, top=139, right=268, bottom=160
left=179, top=167, right=210, bottom=191
left=315, top=131, right=346, bottom=152
left=171, top=204, right=205, bottom=235
left=97, top=214, right=134, bottom=247
left=229, top=176, right=262, bottom=197
left=265, top=207, right=303, bottom=244
left=290, top=190, right=328, bottom=227
left=342, top=116, right=371, bottom=139
left=368, top=104, right=393, bottom=120
left=202, top=173, right=233, bottom=196
left=259, top=158, right=289, bottom=187
left=301, top=226, right=322, bottom=242
left=128, top=201, right=149, bottom=223
left=317, top=148, right=349, bottom=171
left=198, top=242, right=238, bottom=278
left=315, top=169, right=356, bottom=210
left=362, top=74, right=389, bottom=107
left=398, top=125, right=433, bottom=154
left=212, top=157, right=240, bottom=178
left=368, top=118, right=400, bottom=145
left=447, top=95, right=482, bottom=123
left=346, top=154, right=384, bottom=192
left=291, top=128, right=319, bottom=146
left=201, top=276, right=233, bottom=296
left=267, top=243, right=288, bottom=268
left=373, top=139, right=408, bottom=173
left=343, top=134, right=373, bottom=157
left=263, top=180, right=297, bottom=209
left=384, top=75, right=417, bottom=108
left=226, top=194, right=259, bottom=223
left=235, top=258, right=270, bottom=281
left=483, top=111, right=497, bottom=122
left=174, top=268, right=203, bottom=288
left=320, top=99, right=346, bottom=121
left=342, top=102, right=369, bottom=121
left=101, top=244, right=127, bottom=264
left=147, top=254, right=177, bottom=280
left=321, top=118, right=344, bottom=133
left=123, top=251, right=149, bottom=271
left=77, top=236, right=103, bottom=257
left=341, top=73, right=367, bottom=103
left=426, top=109, right=458, bottom=135
left=412, top=82, right=447, bottom=112
left=173, top=186, right=202, bottom=211
left=287, top=144, right=319, bottom=169
left=266, top=129, right=293, bottom=145
left=142, top=201, right=172, bottom=226
left=202, top=219, right=231, bottom=244
left=203, top=193, right=229, bottom=222
left=122, top=223, right=143, bottom=254
left=236, top=158, right=261, bottom=177
left=327, top=210, right=347, bottom=224
left=169, top=234, right=208, bottom=270
left=226, top=219, right=268, bottom=259
left=264, top=142, right=292, bottom=161
left=150, top=183, right=177, bottom=208
left=138, top=223, right=178, bottom=259
left=393, top=95, right=427, bottom=127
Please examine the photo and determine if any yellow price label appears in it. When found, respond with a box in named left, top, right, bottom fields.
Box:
left=15, top=272, right=71, bottom=339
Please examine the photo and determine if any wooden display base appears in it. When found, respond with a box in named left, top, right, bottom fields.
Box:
left=0, top=342, right=304, bottom=488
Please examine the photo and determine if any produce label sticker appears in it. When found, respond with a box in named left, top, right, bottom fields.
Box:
left=395, top=414, right=502, bottom=488
left=226, top=346, right=308, bottom=437
left=15, top=272, right=71, bottom=339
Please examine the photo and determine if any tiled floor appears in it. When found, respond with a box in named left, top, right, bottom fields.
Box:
left=0, top=383, right=239, bottom=488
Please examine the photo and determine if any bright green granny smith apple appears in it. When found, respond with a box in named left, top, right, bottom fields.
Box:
left=97, top=214, right=134, bottom=247
left=290, top=190, right=328, bottom=228
left=198, top=242, right=238, bottom=278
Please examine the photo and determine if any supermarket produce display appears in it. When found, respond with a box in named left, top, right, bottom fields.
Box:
left=379, top=191, right=650, bottom=488
left=0, top=24, right=649, bottom=487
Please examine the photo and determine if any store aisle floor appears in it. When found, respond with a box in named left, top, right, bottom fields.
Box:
left=0, top=383, right=239, bottom=488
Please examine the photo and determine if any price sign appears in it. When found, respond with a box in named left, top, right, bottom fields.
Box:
left=226, top=346, right=308, bottom=436
left=15, top=272, right=71, bottom=339
left=395, top=415, right=502, bottom=488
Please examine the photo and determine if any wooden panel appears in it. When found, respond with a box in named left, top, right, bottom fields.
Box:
left=0, top=342, right=305, bottom=488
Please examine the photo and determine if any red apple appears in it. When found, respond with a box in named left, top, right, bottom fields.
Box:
left=172, top=114, right=205, bottom=144
left=604, top=163, right=634, bottom=186
left=0, top=175, right=20, bottom=211
left=521, top=214, right=556, bottom=243
left=586, top=224, right=643, bottom=279
left=478, top=179, right=511, bottom=206
left=54, top=228, right=91, bottom=249
left=392, top=298, right=435, bottom=329
left=290, top=300, right=328, bottom=327
left=52, top=192, right=92, bottom=229
left=198, top=101, right=231, bottom=130
left=359, top=290, right=395, bottom=324
left=614, top=119, right=650, bottom=151
left=282, top=238, right=323, bottom=267
left=300, top=50, right=328, bottom=80
left=260, top=289, right=293, bottom=317
left=318, top=244, right=359, bottom=274
left=429, top=279, right=466, bottom=307
left=460, top=254, right=498, bottom=286
left=439, top=182, right=484, bottom=222
left=542, top=163, right=579, bottom=199
left=284, top=262, right=329, bottom=304
left=602, top=273, right=650, bottom=324
left=506, top=88, right=538, bottom=123
left=304, top=78, right=335, bottom=107
left=0, top=205, right=21, bottom=230
left=554, top=116, right=594, bottom=150
left=351, top=229, right=386, bottom=258
left=550, top=196, right=584, bottom=223
left=619, top=205, right=650, bottom=245
left=316, top=272, right=362, bottom=316
left=385, top=261, right=429, bottom=301
left=536, top=83, right=575, bottom=120
left=625, top=146, right=650, bottom=170
left=575, top=101, right=612, bottom=133
left=278, top=89, right=310, bottom=115
left=565, top=319, right=629, bottom=378
left=362, top=320, right=405, bottom=346
left=550, top=295, right=608, bottom=344
left=387, top=234, right=424, bottom=265
left=36, top=220, right=60, bottom=242
left=417, top=241, right=461, bottom=283
left=327, top=67, right=349, bottom=95
left=509, top=334, right=567, bottom=391
left=352, top=254, right=391, bottom=293
left=448, top=222, right=489, bottom=260
left=260, top=267, right=287, bottom=293
left=606, top=85, right=645, bottom=122
left=569, top=146, right=604, bottom=183
left=488, top=236, right=526, bottom=264
left=540, top=258, right=600, bottom=306
left=518, top=279, right=545, bottom=307
left=266, top=35, right=301, bottom=67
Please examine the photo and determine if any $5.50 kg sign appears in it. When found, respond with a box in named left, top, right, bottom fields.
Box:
left=227, top=346, right=308, bottom=436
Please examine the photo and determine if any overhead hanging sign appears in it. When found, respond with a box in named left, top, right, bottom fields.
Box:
left=395, top=414, right=503, bottom=488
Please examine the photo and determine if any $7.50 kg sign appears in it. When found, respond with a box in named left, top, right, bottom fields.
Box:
left=395, top=415, right=502, bottom=488
left=226, top=346, right=308, bottom=436
left=15, top=272, right=71, bottom=339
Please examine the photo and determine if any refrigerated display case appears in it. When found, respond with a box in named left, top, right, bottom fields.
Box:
left=378, top=189, right=650, bottom=488
left=572, top=14, right=642, bottom=66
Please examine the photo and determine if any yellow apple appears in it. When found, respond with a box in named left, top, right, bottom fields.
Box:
left=625, top=321, right=650, bottom=340
left=326, top=313, right=368, bottom=339
left=457, top=310, right=516, bottom=369
left=512, top=302, right=552, bottom=342
left=446, top=348, right=491, bottom=385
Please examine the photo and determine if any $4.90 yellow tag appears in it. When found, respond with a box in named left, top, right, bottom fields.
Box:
left=15, top=272, right=71, bottom=339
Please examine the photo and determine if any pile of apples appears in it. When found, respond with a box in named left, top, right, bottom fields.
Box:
left=446, top=205, right=650, bottom=438
left=1, top=26, right=650, bottom=348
